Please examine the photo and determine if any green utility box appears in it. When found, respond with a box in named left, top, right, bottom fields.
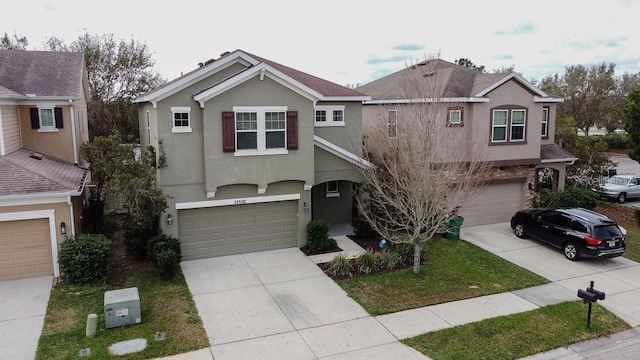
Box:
left=104, top=287, right=141, bottom=329
left=446, top=216, right=464, bottom=240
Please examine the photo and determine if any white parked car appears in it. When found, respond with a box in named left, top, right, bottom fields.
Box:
left=595, top=174, right=640, bottom=203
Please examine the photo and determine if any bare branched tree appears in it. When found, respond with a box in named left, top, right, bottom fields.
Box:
left=357, top=57, right=492, bottom=274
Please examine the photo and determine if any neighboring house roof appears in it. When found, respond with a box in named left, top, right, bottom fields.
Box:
left=0, top=50, right=86, bottom=100
left=356, top=58, right=562, bottom=103
left=0, top=148, right=88, bottom=197
left=134, top=49, right=370, bottom=105
left=540, top=144, right=578, bottom=164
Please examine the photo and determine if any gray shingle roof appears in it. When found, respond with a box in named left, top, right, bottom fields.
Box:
left=540, top=144, right=577, bottom=162
left=0, top=148, right=88, bottom=196
left=0, top=50, right=85, bottom=98
left=355, top=59, right=511, bottom=100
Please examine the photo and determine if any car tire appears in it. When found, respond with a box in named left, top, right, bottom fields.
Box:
left=514, top=223, right=526, bottom=238
left=563, top=242, right=580, bottom=261
left=618, top=193, right=627, bottom=203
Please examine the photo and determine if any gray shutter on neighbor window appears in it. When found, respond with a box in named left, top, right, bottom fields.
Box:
left=30, top=108, right=40, bottom=129
left=54, top=108, right=63, bottom=129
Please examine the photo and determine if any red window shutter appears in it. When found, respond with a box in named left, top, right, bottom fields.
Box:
left=222, top=111, right=235, bottom=152
left=287, top=111, right=298, bottom=150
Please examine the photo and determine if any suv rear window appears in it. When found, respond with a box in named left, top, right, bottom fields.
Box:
left=593, top=225, right=624, bottom=240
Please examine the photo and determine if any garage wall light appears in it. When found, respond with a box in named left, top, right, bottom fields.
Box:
left=167, top=214, right=173, bottom=225
left=60, top=221, right=66, bottom=235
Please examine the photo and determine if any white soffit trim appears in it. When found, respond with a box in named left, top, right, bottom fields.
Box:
left=133, top=51, right=258, bottom=104
left=0, top=209, right=60, bottom=277
left=534, top=96, right=564, bottom=103
left=314, top=135, right=373, bottom=169
left=0, top=193, right=75, bottom=207
left=475, top=72, right=548, bottom=97
left=176, top=193, right=300, bottom=210
left=364, top=97, right=489, bottom=105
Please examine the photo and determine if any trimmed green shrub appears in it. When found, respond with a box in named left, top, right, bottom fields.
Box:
left=351, top=214, right=378, bottom=238
left=325, top=254, right=352, bottom=277
left=537, top=186, right=598, bottom=210
left=58, top=234, right=111, bottom=285
left=154, top=249, right=181, bottom=280
left=356, top=249, right=379, bottom=274
left=377, top=248, right=402, bottom=271
left=306, top=219, right=337, bottom=253
left=602, top=133, right=631, bottom=149
left=123, top=214, right=159, bottom=259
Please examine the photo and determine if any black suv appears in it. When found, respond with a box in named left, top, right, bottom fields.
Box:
left=510, top=208, right=625, bottom=261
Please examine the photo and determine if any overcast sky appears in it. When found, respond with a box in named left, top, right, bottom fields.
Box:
left=2, top=0, right=639, bottom=87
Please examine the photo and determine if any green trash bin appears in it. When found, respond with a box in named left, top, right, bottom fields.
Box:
left=446, top=216, right=464, bottom=240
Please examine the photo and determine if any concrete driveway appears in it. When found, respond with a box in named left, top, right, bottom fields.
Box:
left=0, top=276, right=52, bottom=360
left=180, top=247, right=429, bottom=360
left=461, top=223, right=640, bottom=327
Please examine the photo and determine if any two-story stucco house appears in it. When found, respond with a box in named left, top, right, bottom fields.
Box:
left=133, top=50, right=370, bottom=260
left=0, top=50, right=90, bottom=281
left=356, top=59, right=575, bottom=226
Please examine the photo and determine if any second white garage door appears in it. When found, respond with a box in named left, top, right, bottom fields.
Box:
left=178, top=201, right=298, bottom=260
left=458, top=182, right=524, bottom=227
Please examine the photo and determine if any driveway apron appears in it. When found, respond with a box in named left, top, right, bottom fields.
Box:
left=0, top=276, right=52, bottom=360
left=461, top=223, right=640, bottom=327
left=181, top=248, right=429, bottom=359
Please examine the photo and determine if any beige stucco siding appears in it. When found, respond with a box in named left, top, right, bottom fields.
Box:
left=313, top=101, right=363, bottom=155
left=1, top=105, right=21, bottom=154
left=314, top=148, right=362, bottom=184
left=19, top=105, right=76, bottom=163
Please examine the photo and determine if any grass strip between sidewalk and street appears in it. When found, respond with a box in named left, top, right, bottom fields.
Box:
left=36, top=269, right=208, bottom=360
left=338, top=238, right=549, bottom=315
left=403, top=301, right=630, bottom=360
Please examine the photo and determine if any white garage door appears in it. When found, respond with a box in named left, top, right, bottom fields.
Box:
left=458, top=182, right=524, bottom=227
left=178, top=201, right=298, bottom=260
left=0, top=219, right=53, bottom=281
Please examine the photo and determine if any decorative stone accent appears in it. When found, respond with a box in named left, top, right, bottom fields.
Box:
left=107, top=338, right=147, bottom=355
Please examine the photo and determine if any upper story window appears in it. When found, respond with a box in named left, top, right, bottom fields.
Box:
left=542, top=107, right=549, bottom=138
left=447, top=108, right=463, bottom=127
left=234, top=106, right=287, bottom=155
left=29, top=107, right=63, bottom=132
left=388, top=110, right=397, bottom=138
left=171, top=107, right=192, bottom=133
left=314, top=105, right=345, bottom=127
left=491, top=106, right=527, bottom=144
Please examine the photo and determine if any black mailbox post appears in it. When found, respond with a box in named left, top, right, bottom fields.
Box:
left=577, top=281, right=605, bottom=328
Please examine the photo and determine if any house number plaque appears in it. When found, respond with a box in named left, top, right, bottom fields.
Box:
left=233, top=199, right=247, bottom=205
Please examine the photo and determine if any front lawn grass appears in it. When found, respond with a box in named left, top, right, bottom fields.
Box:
left=36, top=266, right=208, bottom=359
left=403, top=301, right=630, bottom=360
left=595, top=201, right=640, bottom=262
left=338, top=238, right=549, bottom=315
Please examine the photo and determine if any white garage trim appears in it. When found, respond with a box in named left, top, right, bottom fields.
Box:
left=176, top=193, right=301, bottom=210
left=0, top=210, right=59, bottom=277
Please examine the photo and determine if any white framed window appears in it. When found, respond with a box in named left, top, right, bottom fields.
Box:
left=388, top=110, right=397, bottom=138
left=171, top=107, right=192, bottom=133
left=491, top=110, right=508, bottom=142
left=326, top=180, right=340, bottom=197
left=510, top=109, right=526, bottom=141
left=542, top=107, right=549, bottom=138
left=314, top=105, right=345, bottom=127
left=38, top=108, right=59, bottom=132
left=448, top=109, right=462, bottom=126
left=234, top=106, right=287, bottom=155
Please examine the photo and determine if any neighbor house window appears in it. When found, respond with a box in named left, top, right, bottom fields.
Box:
left=542, top=107, right=549, bottom=138
left=448, top=108, right=463, bottom=126
left=171, top=107, right=192, bottom=133
left=388, top=110, right=397, bottom=138
left=326, top=180, right=339, bottom=197
left=491, top=106, right=528, bottom=144
left=233, top=106, right=287, bottom=155
left=314, top=105, right=345, bottom=127
left=29, top=107, right=63, bottom=132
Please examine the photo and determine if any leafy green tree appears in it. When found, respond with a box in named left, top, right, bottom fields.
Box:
left=454, top=58, right=485, bottom=72
left=541, top=63, right=617, bottom=135
left=624, top=89, right=640, bottom=162
left=44, top=32, right=164, bottom=140
left=0, top=32, right=28, bottom=50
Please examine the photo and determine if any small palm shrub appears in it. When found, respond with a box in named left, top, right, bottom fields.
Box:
left=326, top=254, right=352, bottom=277
left=356, top=249, right=379, bottom=274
